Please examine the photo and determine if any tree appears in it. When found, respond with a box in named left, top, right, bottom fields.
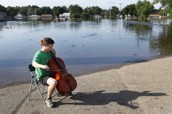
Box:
left=61, top=6, right=68, bottom=13
left=82, top=7, right=93, bottom=19
left=69, top=5, right=83, bottom=14
left=72, top=13, right=81, bottom=19
left=81, top=12, right=90, bottom=19
left=109, top=6, right=119, bottom=18
left=82, top=7, right=91, bottom=19
left=69, top=5, right=83, bottom=19
left=31, top=5, right=41, bottom=15
left=101, top=9, right=108, bottom=18
left=83, top=7, right=93, bottom=15
left=6, top=6, right=18, bottom=17
left=121, top=4, right=137, bottom=18
left=90, top=6, right=102, bottom=15
left=153, top=0, right=172, bottom=7
left=153, top=0, right=172, bottom=17
left=0, top=5, right=6, bottom=12
left=41, top=6, right=52, bottom=14
left=19, top=6, right=28, bottom=15
left=135, top=0, right=154, bottom=20
left=52, top=6, right=61, bottom=17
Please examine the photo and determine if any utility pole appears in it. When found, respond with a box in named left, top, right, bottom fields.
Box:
left=118, top=3, right=122, bottom=11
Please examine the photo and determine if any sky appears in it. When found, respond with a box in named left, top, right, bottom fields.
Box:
left=0, top=0, right=161, bottom=9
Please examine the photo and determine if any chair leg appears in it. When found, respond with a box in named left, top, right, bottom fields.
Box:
left=55, top=89, right=62, bottom=100
left=36, top=84, right=46, bottom=104
left=70, top=92, right=76, bottom=105
left=28, top=78, right=33, bottom=101
left=41, top=85, right=44, bottom=94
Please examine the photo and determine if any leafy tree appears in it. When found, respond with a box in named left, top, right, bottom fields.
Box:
left=82, top=7, right=93, bottom=19
left=72, top=13, right=81, bottom=19
left=69, top=5, right=83, bottom=14
left=35, top=8, right=42, bottom=15
left=0, top=5, right=6, bottom=12
left=52, top=6, right=61, bottom=17
left=128, top=4, right=137, bottom=17
left=101, top=9, right=108, bottom=18
left=31, top=5, right=41, bottom=15
left=61, top=6, right=68, bottom=13
left=27, top=6, right=33, bottom=15
left=170, top=9, right=172, bottom=17
left=41, top=6, right=52, bottom=14
left=6, top=6, right=18, bottom=17
left=135, top=0, right=154, bottom=20
left=83, top=7, right=93, bottom=15
left=69, top=5, right=83, bottom=19
left=81, top=12, right=90, bottom=19
left=153, top=0, right=172, bottom=17
left=153, top=0, right=172, bottom=7
left=82, top=6, right=103, bottom=19
left=121, top=4, right=137, bottom=18
left=19, top=6, right=28, bottom=15
left=109, top=6, right=119, bottom=18
left=90, top=6, right=102, bottom=15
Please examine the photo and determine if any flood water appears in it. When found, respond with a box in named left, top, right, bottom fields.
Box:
left=0, top=19, right=172, bottom=87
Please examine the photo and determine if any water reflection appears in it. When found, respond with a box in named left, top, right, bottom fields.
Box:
left=0, top=21, right=7, bottom=31
left=155, top=23, right=172, bottom=55
left=69, top=21, right=82, bottom=29
left=124, top=23, right=152, bottom=36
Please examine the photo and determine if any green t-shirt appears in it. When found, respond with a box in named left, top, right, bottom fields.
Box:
left=32, top=50, right=52, bottom=80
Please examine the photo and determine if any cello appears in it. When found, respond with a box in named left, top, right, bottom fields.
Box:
left=49, top=53, right=77, bottom=95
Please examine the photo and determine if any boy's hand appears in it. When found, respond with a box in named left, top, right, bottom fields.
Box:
left=41, top=65, right=50, bottom=70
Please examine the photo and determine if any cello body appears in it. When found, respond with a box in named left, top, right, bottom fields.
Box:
left=49, top=57, right=77, bottom=95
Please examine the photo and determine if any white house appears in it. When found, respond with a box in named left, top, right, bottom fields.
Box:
left=28, top=15, right=41, bottom=20
left=59, top=13, right=70, bottom=21
left=14, top=13, right=26, bottom=20
left=92, top=15, right=102, bottom=19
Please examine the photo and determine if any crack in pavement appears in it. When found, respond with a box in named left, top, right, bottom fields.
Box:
left=11, top=93, right=29, bottom=114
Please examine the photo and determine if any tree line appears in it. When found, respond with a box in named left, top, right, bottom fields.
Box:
left=153, top=0, right=172, bottom=17
left=0, top=0, right=171, bottom=20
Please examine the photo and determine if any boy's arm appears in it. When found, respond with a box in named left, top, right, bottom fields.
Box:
left=32, top=61, right=49, bottom=70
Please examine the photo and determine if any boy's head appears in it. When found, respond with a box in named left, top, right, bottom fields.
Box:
left=41, top=37, right=54, bottom=46
left=40, top=37, right=55, bottom=51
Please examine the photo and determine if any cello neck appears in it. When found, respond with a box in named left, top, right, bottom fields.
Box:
left=51, top=53, right=65, bottom=69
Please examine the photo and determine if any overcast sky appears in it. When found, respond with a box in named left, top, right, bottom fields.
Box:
left=0, top=0, right=161, bottom=9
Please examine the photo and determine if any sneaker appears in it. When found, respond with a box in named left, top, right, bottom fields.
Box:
left=45, top=98, right=53, bottom=108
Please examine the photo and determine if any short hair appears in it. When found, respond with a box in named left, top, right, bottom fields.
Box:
left=40, top=37, right=54, bottom=46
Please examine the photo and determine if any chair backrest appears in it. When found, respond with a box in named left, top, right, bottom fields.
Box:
left=28, top=64, right=35, bottom=72
left=28, top=64, right=38, bottom=83
left=28, top=64, right=44, bottom=85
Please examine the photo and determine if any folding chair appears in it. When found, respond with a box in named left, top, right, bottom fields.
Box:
left=28, top=64, right=76, bottom=104
left=28, top=64, right=46, bottom=103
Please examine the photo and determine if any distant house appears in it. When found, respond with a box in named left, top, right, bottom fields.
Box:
left=41, top=14, right=53, bottom=21
left=149, top=14, right=161, bottom=19
left=14, top=13, right=26, bottom=20
left=92, top=15, right=102, bottom=19
left=0, top=12, right=7, bottom=21
left=28, top=15, right=41, bottom=20
left=59, top=13, right=70, bottom=21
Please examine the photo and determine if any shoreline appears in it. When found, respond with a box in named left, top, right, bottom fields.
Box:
left=0, top=54, right=171, bottom=89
